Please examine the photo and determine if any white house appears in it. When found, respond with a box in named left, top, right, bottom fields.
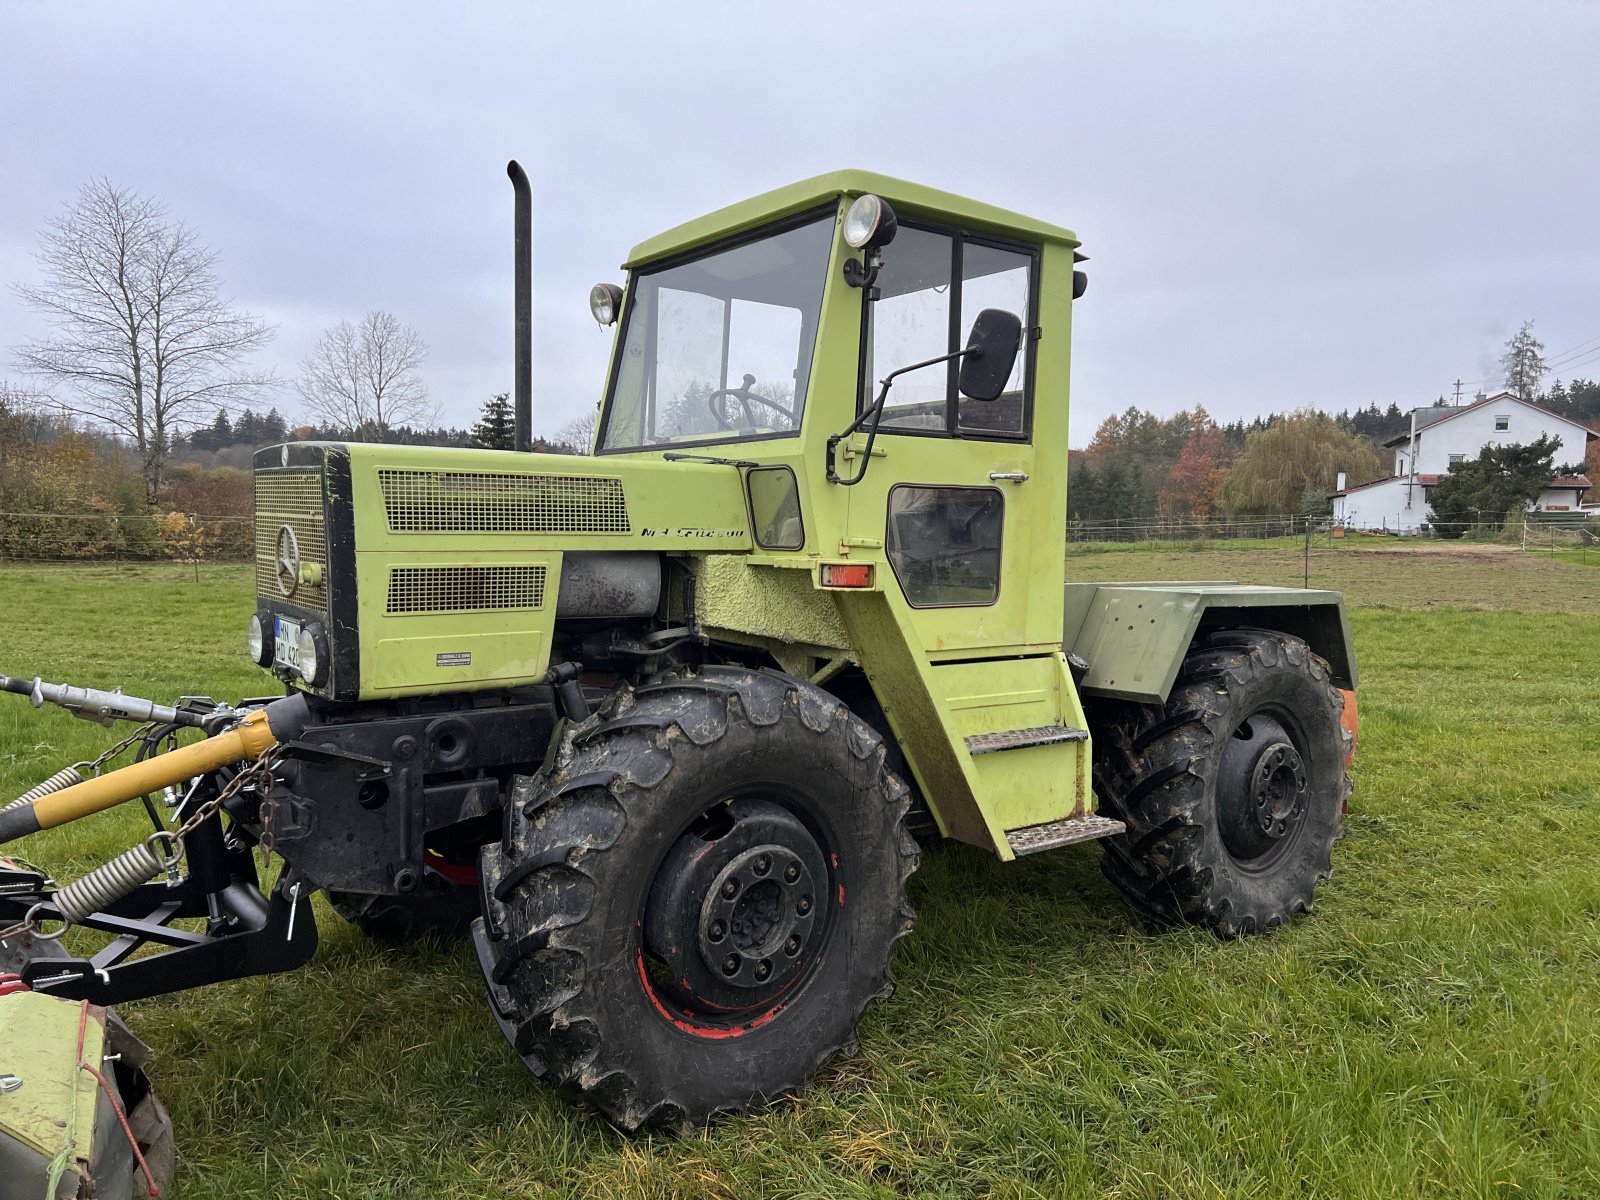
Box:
left=1331, top=393, right=1595, bottom=533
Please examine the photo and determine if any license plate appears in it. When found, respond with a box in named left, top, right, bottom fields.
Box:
left=274, top=617, right=301, bottom=672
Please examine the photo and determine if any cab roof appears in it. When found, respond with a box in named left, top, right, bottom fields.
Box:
left=623, top=169, right=1080, bottom=268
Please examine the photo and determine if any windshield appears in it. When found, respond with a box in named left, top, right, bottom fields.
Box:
left=599, top=214, right=834, bottom=452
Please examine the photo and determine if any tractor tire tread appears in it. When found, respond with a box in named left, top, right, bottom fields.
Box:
left=475, top=665, right=917, bottom=1131
left=1089, top=629, right=1349, bottom=938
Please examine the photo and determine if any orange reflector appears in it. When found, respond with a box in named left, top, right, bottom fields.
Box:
left=820, top=563, right=873, bottom=588
left=1338, top=688, right=1358, bottom=768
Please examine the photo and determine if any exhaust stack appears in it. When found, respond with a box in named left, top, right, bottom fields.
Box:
left=507, top=160, right=533, bottom=452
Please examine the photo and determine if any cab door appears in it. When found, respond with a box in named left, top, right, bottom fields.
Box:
left=842, top=223, right=1049, bottom=656
left=831, top=222, right=1094, bottom=850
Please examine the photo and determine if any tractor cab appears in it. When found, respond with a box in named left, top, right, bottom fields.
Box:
left=590, top=172, right=1098, bottom=852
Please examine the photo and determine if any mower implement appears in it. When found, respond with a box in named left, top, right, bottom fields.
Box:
left=0, top=165, right=1359, bottom=1139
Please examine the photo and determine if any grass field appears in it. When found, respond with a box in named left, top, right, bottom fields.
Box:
left=2, top=549, right=1599, bottom=1199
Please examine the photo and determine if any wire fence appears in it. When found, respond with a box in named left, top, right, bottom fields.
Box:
left=1066, top=514, right=1317, bottom=543
left=0, top=511, right=253, bottom=564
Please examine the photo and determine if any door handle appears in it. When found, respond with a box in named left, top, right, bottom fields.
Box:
left=988, top=472, right=1029, bottom=483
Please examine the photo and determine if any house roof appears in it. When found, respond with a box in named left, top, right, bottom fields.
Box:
left=1332, top=474, right=1422, bottom=497
left=1551, top=475, right=1592, bottom=490
left=1381, top=393, right=1600, bottom=448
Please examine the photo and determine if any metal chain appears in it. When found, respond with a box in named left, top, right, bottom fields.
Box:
left=175, top=747, right=278, bottom=840
left=89, top=723, right=160, bottom=773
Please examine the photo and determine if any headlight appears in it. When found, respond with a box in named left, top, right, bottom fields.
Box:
left=843, top=193, right=897, bottom=249
left=296, top=623, right=328, bottom=687
left=589, top=282, right=623, bottom=326
left=247, top=611, right=272, bottom=667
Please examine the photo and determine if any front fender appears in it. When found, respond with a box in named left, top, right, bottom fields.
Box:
left=1063, top=582, right=1357, bottom=704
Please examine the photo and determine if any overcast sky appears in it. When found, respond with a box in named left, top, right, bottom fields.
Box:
left=3, top=0, right=1598, bottom=447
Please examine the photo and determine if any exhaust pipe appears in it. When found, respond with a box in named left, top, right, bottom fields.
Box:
left=507, top=160, right=533, bottom=452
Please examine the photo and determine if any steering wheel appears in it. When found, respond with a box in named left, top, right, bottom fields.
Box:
left=706, top=373, right=797, bottom=430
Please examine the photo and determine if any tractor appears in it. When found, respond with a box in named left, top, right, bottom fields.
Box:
left=0, top=165, right=1357, bottom=1155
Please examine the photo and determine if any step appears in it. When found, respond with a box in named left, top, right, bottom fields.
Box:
left=1005, top=813, right=1126, bottom=856
left=964, top=725, right=1089, bottom=755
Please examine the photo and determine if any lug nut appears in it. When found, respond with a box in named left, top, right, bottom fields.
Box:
left=754, top=960, right=771, bottom=982
left=754, top=854, right=771, bottom=875
left=783, top=864, right=800, bottom=883
left=722, top=954, right=740, bottom=976
left=784, top=935, right=801, bottom=956
left=709, top=920, right=726, bottom=942
left=722, top=877, right=740, bottom=899
left=796, top=896, right=811, bottom=916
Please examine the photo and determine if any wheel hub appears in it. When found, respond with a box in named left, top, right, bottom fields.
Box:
left=644, top=797, right=829, bottom=1016
left=1217, top=713, right=1310, bottom=864
left=699, top=845, right=817, bottom=989
left=1249, top=743, right=1306, bottom=840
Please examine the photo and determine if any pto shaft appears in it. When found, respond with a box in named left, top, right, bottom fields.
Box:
left=0, top=694, right=309, bottom=846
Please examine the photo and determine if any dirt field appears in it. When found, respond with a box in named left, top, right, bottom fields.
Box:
left=1070, top=541, right=1600, bottom=613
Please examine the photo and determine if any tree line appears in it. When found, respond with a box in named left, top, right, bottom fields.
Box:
left=1068, top=405, right=1391, bottom=527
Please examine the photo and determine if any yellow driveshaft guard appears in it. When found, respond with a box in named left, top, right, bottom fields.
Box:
left=0, top=694, right=308, bottom=846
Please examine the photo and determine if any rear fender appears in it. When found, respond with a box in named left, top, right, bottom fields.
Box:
left=1063, top=582, right=1357, bottom=705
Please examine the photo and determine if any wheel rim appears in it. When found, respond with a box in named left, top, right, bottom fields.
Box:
left=1216, top=710, right=1310, bottom=867
left=642, top=794, right=833, bottom=1030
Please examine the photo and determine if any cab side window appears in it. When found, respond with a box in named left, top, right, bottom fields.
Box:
left=861, top=226, right=1035, bottom=440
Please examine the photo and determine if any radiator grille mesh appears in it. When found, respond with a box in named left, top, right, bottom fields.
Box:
left=386, top=565, right=548, bottom=615
left=254, top=470, right=327, bottom=609
left=378, top=469, right=629, bottom=534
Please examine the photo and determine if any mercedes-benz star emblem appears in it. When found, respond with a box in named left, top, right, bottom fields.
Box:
left=275, top=525, right=301, bottom=597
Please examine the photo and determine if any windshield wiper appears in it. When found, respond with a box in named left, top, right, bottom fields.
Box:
left=662, top=452, right=759, bottom=468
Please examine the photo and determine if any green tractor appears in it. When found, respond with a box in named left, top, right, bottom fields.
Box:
left=1, top=165, right=1357, bottom=1143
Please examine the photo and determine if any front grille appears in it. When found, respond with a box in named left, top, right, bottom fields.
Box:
left=385, top=564, right=548, bottom=615
left=255, top=469, right=328, bottom=609
left=377, top=469, right=629, bottom=535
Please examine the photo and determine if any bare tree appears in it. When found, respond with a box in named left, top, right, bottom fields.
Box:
left=297, top=311, right=435, bottom=432
left=1500, top=319, right=1547, bottom=402
left=12, top=179, right=275, bottom=502
left=555, top=410, right=597, bottom=454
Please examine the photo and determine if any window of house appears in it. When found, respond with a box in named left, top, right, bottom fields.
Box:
left=1495, top=415, right=1510, bottom=431
left=861, top=225, right=1035, bottom=440
left=1449, top=453, right=1465, bottom=466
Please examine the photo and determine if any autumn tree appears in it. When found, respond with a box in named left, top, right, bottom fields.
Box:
left=1159, top=422, right=1232, bottom=520
left=1500, top=320, right=1547, bottom=401
left=12, top=179, right=274, bottom=502
left=1221, top=410, right=1384, bottom=516
left=296, top=310, right=435, bottom=433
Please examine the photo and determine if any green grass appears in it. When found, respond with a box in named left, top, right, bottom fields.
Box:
left=3, top=555, right=1600, bottom=1198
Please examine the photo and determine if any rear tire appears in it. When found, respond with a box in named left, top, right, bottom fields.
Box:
left=473, top=665, right=918, bottom=1131
left=1090, top=629, right=1350, bottom=937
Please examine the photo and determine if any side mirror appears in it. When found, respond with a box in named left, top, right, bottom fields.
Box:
left=957, top=308, right=1022, bottom=401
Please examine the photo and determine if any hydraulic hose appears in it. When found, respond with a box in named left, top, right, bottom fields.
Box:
left=0, top=693, right=309, bottom=847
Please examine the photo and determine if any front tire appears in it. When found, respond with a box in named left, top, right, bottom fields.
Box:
left=1091, top=629, right=1350, bottom=937
left=473, top=665, right=918, bottom=1131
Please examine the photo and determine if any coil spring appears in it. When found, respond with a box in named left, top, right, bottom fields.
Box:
left=4, top=764, right=85, bottom=812
left=54, top=843, right=164, bottom=925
